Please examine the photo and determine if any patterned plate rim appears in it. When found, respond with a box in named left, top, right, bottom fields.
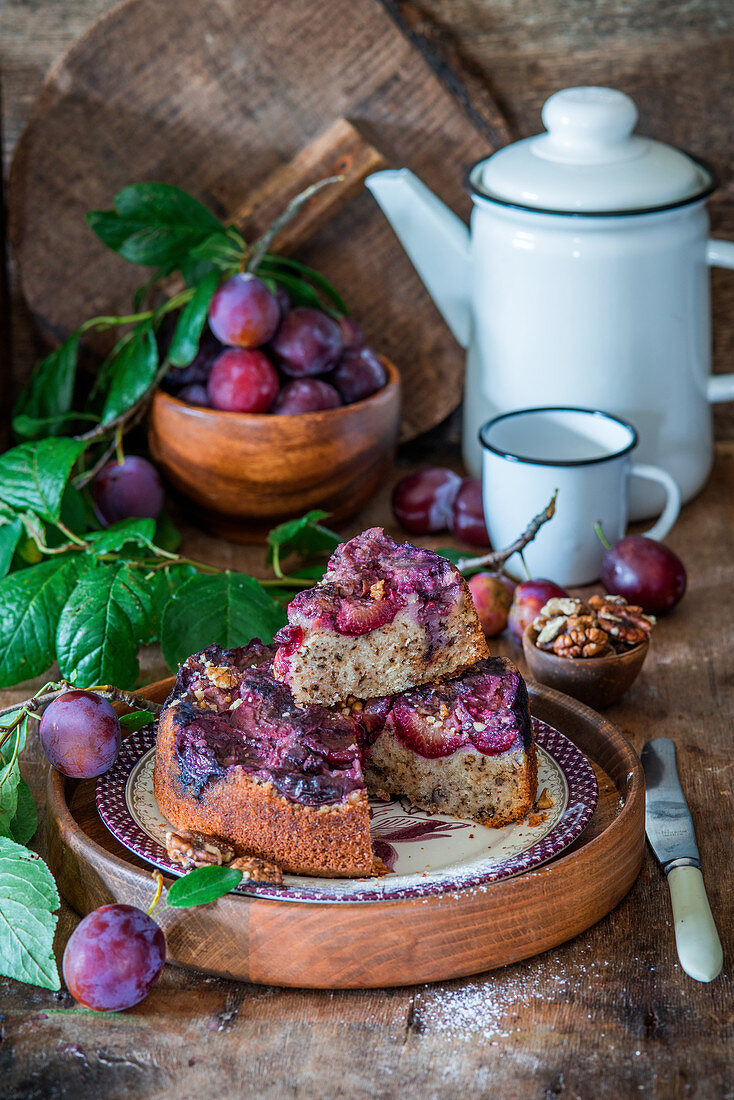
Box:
left=96, top=718, right=598, bottom=904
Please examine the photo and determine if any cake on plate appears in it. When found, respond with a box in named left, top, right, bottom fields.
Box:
left=153, top=641, right=374, bottom=877
left=360, top=657, right=536, bottom=827
left=273, top=527, right=488, bottom=706
left=154, top=643, right=537, bottom=878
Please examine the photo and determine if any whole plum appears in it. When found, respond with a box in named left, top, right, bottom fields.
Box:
left=468, top=573, right=513, bottom=637
left=601, top=535, right=686, bottom=613
left=507, top=578, right=568, bottom=643
left=63, top=904, right=166, bottom=1011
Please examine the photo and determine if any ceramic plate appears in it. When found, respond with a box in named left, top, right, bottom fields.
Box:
left=97, top=718, right=597, bottom=903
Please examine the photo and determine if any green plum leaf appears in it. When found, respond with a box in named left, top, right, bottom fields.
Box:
left=160, top=572, right=286, bottom=671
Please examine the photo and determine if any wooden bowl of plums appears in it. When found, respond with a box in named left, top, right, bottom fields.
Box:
left=148, top=274, right=401, bottom=541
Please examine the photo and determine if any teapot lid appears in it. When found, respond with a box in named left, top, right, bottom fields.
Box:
left=471, top=87, right=715, bottom=215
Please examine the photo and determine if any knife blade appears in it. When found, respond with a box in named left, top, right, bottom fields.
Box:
left=641, top=738, right=723, bottom=983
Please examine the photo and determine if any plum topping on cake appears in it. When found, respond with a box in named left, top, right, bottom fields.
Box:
left=358, top=658, right=532, bottom=761
left=273, top=528, right=488, bottom=706
left=282, top=527, right=461, bottom=643
left=170, top=642, right=363, bottom=807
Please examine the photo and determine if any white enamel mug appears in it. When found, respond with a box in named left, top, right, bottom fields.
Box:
left=479, top=407, right=681, bottom=586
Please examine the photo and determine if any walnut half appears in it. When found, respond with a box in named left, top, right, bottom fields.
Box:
left=230, top=855, right=283, bottom=884
left=165, top=830, right=235, bottom=869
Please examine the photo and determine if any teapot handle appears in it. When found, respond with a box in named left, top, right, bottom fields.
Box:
left=706, top=240, right=734, bottom=403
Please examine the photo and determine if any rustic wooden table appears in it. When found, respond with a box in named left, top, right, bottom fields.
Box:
left=1, top=449, right=732, bottom=1099
left=1, top=2, right=733, bottom=1096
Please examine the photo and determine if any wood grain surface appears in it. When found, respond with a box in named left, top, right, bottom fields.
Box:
left=7, top=0, right=506, bottom=442
left=2, top=2, right=733, bottom=1096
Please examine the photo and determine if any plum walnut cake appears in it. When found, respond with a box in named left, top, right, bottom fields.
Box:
left=272, top=527, right=489, bottom=706
left=154, top=646, right=537, bottom=877
left=360, top=657, right=536, bottom=827
left=153, top=641, right=374, bottom=876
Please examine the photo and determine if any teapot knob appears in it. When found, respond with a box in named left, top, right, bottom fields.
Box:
left=542, top=86, right=638, bottom=154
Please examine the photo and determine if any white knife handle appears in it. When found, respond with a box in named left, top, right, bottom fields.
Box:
left=667, top=865, right=723, bottom=982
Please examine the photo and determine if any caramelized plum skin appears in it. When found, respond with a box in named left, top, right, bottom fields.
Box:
left=284, top=528, right=463, bottom=646
left=63, top=904, right=166, bottom=1011
left=39, top=690, right=121, bottom=779
left=366, top=657, right=532, bottom=760
left=92, top=456, right=164, bottom=526
left=171, top=643, right=363, bottom=806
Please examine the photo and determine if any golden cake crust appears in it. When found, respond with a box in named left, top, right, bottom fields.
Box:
left=153, top=704, right=374, bottom=878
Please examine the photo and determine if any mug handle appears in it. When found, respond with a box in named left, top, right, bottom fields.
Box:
left=706, top=240, right=734, bottom=403
left=628, top=464, right=681, bottom=541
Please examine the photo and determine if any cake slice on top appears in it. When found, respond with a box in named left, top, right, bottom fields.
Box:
left=273, top=527, right=489, bottom=706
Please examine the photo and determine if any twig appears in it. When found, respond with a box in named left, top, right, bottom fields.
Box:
left=74, top=360, right=171, bottom=445
left=246, top=176, right=343, bottom=274
left=456, top=492, right=558, bottom=573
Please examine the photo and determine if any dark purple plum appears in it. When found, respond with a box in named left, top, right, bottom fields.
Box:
left=272, top=308, right=343, bottom=376
left=274, top=285, right=291, bottom=318
left=391, top=467, right=461, bottom=535
left=92, top=456, right=164, bottom=527
left=63, top=904, right=166, bottom=1011
left=40, top=690, right=121, bottom=779
left=273, top=378, right=342, bottom=415
left=332, top=346, right=386, bottom=404
left=337, top=317, right=364, bottom=349
left=163, top=329, right=223, bottom=394
left=601, top=535, right=686, bottom=613
left=207, top=348, right=279, bottom=413
left=208, top=273, right=280, bottom=348
left=177, top=383, right=211, bottom=407
left=450, top=478, right=491, bottom=547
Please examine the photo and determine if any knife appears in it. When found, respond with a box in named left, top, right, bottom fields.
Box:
left=641, top=738, right=723, bottom=982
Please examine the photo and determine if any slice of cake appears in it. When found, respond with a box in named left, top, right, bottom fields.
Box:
left=153, top=641, right=374, bottom=877
left=273, top=527, right=489, bottom=706
left=359, top=657, right=537, bottom=827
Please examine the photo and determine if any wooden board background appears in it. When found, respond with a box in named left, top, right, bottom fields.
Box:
left=1, top=3, right=734, bottom=1097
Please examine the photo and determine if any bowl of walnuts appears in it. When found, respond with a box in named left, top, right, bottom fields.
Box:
left=522, top=594, right=655, bottom=708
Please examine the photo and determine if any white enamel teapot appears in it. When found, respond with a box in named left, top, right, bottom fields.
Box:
left=366, top=86, right=734, bottom=519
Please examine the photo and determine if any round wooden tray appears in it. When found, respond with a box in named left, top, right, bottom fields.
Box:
left=46, top=678, right=644, bottom=989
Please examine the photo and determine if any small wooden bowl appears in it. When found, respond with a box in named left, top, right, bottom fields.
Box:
left=522, top=626, right=649, bottom=710
left=148, top=358, right=401, bottom=541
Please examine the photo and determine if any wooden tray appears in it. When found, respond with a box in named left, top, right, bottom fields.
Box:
left=8, top=0, right=512, bottom=441
left=46, top=678, right=644, bottom=989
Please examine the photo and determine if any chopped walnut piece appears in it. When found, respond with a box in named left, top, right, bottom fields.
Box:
left=552, top=617, right=612, bottom=658
left=587, top=594, right=655, bottom=647
left=207, top=666, right=240, bottom=691
left=165, top=830, right=235, bottom=869
left=369, top=579, right=386, bottom=601
left=230, top=855, right=283, bottom=884
left=535, top=597, right=586, bottom=623
left=536, top=787, right=554, bottom=810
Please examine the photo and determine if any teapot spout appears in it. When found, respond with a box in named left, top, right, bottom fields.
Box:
left=365, top=169, right=471, bottom=348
